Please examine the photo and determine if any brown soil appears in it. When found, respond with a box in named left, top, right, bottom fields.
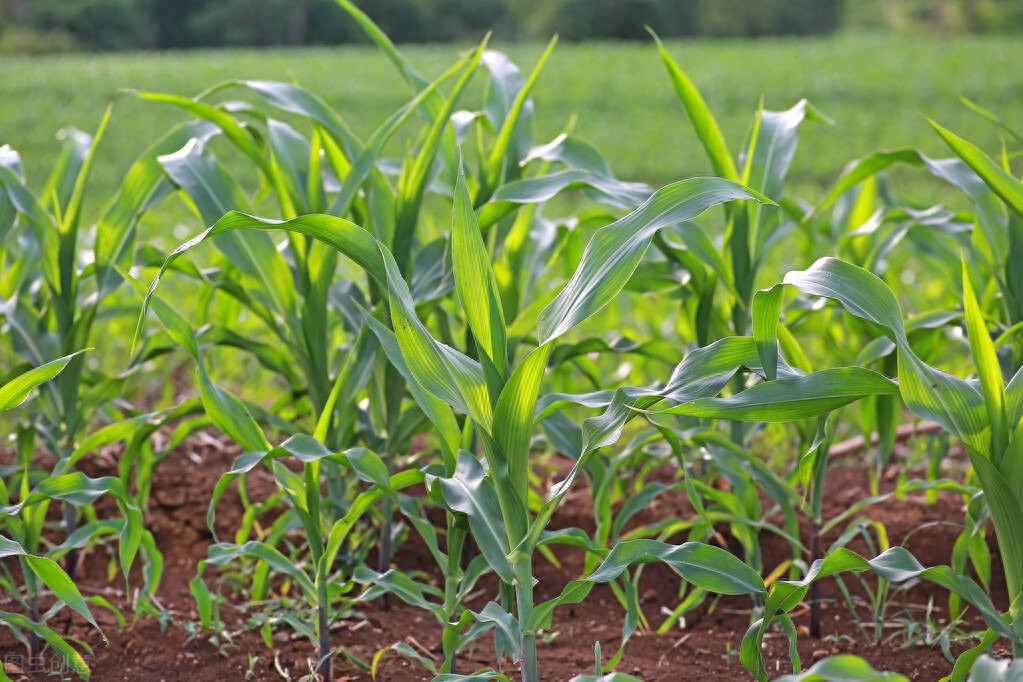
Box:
left=0, top=435, right=1007, bottom=682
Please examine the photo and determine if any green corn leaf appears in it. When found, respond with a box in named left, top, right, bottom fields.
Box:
left=743, top=102, right=828, bottom=263
left=362, top=311, right=460, bottom=468
left=0, top=162, right=61, bottom=293
left=813, top=150, right=1008, bottom=269
left=393, top=38, right=485, bottom=272
left=0, top=537, right=100, bottom=631
left=775, top=546, right=1013, bottom=638
left=0, top=352, right=84, bottom=412
left=477, top=169, right=650, bottom=229
left=62, top=414, right=157, bottom=473
left=476, top=600, right=522, bottom=663
left=333, top=0, right=461, bottom=183
left=157, top=140, right=299, bottom=324
left=650, top=30, right=737, bottom=183
left=480, top=50, right=532, bottom=179
left=265, top=118, right=310, bottom=215
left=452, top=160, right=507, bottom=375
left=586, top=540, right=765, bottom=595
left=537, top=177, right=772, bottom=344
left=353, top=566, right=442, bottom=614
left=139, top=212, right=386, bottom=348
left=380, top=243, right=493, bottom=427
left=132, top=91, right=272, bottom=176
left=41, top=128, right=90, bottom=219
left=322, top=475, right=417, bottom=573
left=657, top=367, right=898, bottom=422
left=493, top=344, right=552, bottom=508
left=930, top=119, right=1023, bottom=218
left=94, top=120, right=220, bottom=297
left=970, top=455, right=1023, bottom=609
left=198, top=361, right=271, bottom=453
left=118, top=506, right=145, bottom=586
left=962, top=97, right=1023, bottom=143
left=813, top=149, right=928, bottom=215
left=773, top=655, right=909, bottom=682
left=751, top=285, right=784, bottom=380
left=1008, top=365, right=1023, bottom=427
left=758, top=258, right=990, bottom=453
left=60, top=105, right=110, bottom=241
left=429, top=452, right=513, bottom=583
left=0, top=473, right=125, bottom=516
left=432, top=672, right=508, bottom=681
left=206, top=540, right=317, bottom=600
left=0, top=611, right=92, bottom=679
left=334, top=0, right=425, bottom=89
left=964, top=655, right=1023, bottom=682
left=479, top=36, right=557, bottom=202
left=743, top=546, right=1015, bottom=680
left=962, top=260, right=1009, bottom=458
left=326, top=49, right=470, bottom=220
left=25, top=555, right=101, bottom=629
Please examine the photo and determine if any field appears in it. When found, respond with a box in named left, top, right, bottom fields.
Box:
left=2, top=21, right=1023, bottom=682
left=3, top=33, right=1023, bottom=214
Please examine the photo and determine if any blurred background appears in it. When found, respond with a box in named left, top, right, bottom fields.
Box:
left=2, top=0, right=1023, bottom=53
left=1, top=0, right=1021, bottom=218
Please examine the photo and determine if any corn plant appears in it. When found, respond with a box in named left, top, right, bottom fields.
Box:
left=367, top=163, right=786, bottom=680
left=0, top=354, right=109, bottom=677
left=133, top=26, right=667, bottom=675
left=137, top=168, right=765, bottom=680
left=774, top=655, right=910, bottom=682
left=749, top=256, right=1023, bottom=678
left=808, top=109, right=1023, bottom=376
left=0, top=112, right=167, bottom=582
left=189, top=435, right=425, bottom=681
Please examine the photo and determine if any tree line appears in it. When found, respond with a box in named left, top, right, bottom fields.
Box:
left=1, top=0, right=1020, bottom=53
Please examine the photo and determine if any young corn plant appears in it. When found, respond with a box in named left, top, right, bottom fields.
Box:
left=136, top=24, right=657, bottom=654
left=571, top=256, right=1014, bottom=680
left=749, top=256, right=1023, bottom=678
left=0, top=113, right=166, bottom=584
left=139, top=156, right=771, bottom=679
left=807, top=107, right=1023, bottom=377
left=371, top=165, right=777, bottom=680
left=651, top=31, right=830, bottom=346
left=189, top=434, right=425, bottom=681
left=0, top=354, right=120, bottom=679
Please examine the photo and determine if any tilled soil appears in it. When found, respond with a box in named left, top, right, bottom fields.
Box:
left=0, top=434, right=1007, bottom=681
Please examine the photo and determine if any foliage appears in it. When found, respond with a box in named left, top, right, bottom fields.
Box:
left=5, top=8, right=1023, bottom=681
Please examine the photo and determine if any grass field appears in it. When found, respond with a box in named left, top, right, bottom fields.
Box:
left=2, top=33, right=1021, bottom=221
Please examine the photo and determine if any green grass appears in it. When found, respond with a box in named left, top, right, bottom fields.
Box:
left=2, top=33, right=1021, bottom=222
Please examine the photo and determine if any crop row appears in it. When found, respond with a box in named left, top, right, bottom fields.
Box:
left=1, top=3, right=1021, bottom=681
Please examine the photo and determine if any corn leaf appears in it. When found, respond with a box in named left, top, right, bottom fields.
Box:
left=0, top=537, right=99, bottom=631
left=379, top=243, right=492, bottom=427
left=0, top=352, right=83, bottom=412
left=586, top=540, right=765, bottom=595
left=452, top=161, right=507, bottom=375
left=651, top=30, right=737, bottom=183
left=428, top=452, right=514, bottom=583
left=537, top=177, right=772, bottom=344
left=930, top=119, right=1023, bottom=218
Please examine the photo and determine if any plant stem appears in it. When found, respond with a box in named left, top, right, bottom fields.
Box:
left=515, top=559, right=538, bottom=682
left=25, top=562, right=40, bottom=667
left=63, top=501, right=79, bottom=581
left=441, top=515, right=468, bottom=674
left=377, top=496, right=393, bottom=611
left=520, top=631, right=539, bottom=682
left=317, top=583, right=331, bottom=680
left=808, top=521, right=821, bottom=639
